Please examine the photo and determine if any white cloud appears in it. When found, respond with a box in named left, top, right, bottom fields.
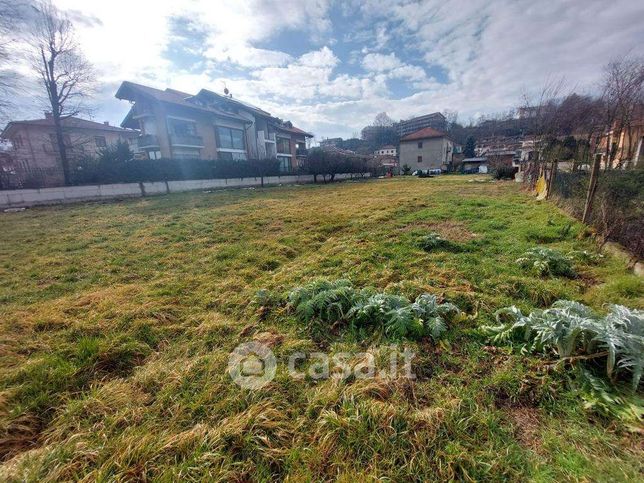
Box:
left=362, top=53, right=401, bottom=72
left=4, top=0, right=642, bottom=140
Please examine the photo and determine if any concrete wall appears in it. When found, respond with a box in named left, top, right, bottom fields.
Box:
left=0, top=172, right=369, bottom=209
left=400, top=137, right=453, bottom=171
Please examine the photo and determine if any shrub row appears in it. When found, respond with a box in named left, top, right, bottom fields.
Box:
left=65, top=143, right=369, bottom=187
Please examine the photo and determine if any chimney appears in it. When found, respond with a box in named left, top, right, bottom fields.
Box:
left=44, top=111, right=52, bottom=119
left=103, top=121, right=109, bottom=126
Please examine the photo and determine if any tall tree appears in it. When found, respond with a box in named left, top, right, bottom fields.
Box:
left=31, top=0, right=94, bottom=185
left=463, top=136, right=476, bottom=158
left=582, top=56, right=643, bottom=223
left=372, top=112, right=395, bottom=127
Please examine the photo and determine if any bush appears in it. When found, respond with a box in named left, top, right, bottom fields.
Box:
left=417, top=232, right=459, bottom=252
left=516, top=247, right=576, bottom=278
left=285, top=279, right=462, bottom=341
left=552, top=170, right=644, bottom=257
left=70, top=142, right=284, bottom=185
left=484, top=301, right=644, bottom=391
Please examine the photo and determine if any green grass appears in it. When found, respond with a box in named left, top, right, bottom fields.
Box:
left=0, top=176, right=641, bottom=481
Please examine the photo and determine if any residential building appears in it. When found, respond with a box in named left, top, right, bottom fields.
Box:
left=374, top=145, right=397, bottom=156
left=1, top=114, right=139, bottom=188
left=399, top=127, right=454, bottom=172
left=461, top=157, right=489, bottom=174
left=115, top=81, right=313, bottom=173
left=396, top=112, right=446, bottom=137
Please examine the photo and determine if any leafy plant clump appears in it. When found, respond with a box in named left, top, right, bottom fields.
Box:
left=484, top=301, right=643, bottom=391
left=516, top=247, right=576, bottom=278
left=286, top=279, right=462, bottom=341
left=417, top=232, right=459, bottom=252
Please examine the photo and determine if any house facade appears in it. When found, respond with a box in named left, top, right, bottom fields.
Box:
left=374, top=145, right=397, bottom=156
left=1, top=114, right=139, bottom=188
left=399, top=127, right=454, bottom=172
left=116, top=82, right=313, bottom=173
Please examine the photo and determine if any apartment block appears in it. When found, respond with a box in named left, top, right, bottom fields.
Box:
left=116, top=82, right=313, bottom=173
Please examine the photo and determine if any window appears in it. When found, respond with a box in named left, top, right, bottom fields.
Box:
left=172, top=147, right=200, bottom=160
left=148, top=150, right=162, bottom=160
left=95, top=136, right=106, bottom=148
left=418, top=141, right=423, bottom=148
left=168, top=118, right=197, bottom=136
left=216, top=126, right=245, bottom=150
left=218, top=151, right=247, bottom=161
left=277, top=137, right=291, bottom=154
left=278, top=156, right=291, bottom=173
left=417, top=156, right=423, bottom=163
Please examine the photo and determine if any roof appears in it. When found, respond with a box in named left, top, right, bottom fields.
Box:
left=400, top=127, right=447, bottom=141
left=2, top=116, right=139, bottom=138
left=276, top=125, right=314, bottom=138
left=462, top=157, right=487, bottom=163
left=195, top=89, right=272, bottom=118
left=115, top=81, right=312, bottom=136
left=115, top=81, right=251, bottom=126
left=379, top=145, right=396, bottom=150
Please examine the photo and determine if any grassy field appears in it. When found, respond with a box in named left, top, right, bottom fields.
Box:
left=0, top=176, right=642, bottom=481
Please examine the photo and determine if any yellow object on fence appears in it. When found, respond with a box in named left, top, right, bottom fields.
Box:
left=535, top=175, right=547, bottom=200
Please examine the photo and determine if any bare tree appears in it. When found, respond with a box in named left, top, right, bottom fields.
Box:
left=520, top=78, right=566, bottom=190
left=372, top=112, right=395, bottom=127
left=31, top=0, right=94, bottom=185
left=582, top=56, right=644, bottom=223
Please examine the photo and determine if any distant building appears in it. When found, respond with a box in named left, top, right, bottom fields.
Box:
left=397, top=112, right=446, bottom=137
left=374, top=145, right=397, bottom=156
left=1, top=113, right=139, bottom=188
left=461, top=157, right=488, bottom=174
left=399, top=127, right=453, bottom=172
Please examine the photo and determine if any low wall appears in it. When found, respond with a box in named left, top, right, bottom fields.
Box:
left=0, top=173, right=369, bottom=209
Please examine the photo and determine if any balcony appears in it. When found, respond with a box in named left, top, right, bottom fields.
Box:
left=137, top=134, right=160, bottom=149
left=296, top=148, right=308, bottom=156
left=169, top=134, right=203, bottom=147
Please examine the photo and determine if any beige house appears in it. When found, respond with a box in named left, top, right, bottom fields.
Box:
left=399, top=127, right=454, bottom=172
left=1, top=114, right=139, bottom=188
left=374, top=145, right=397, bottom=156
left=116, top=81, right=313, bottom=173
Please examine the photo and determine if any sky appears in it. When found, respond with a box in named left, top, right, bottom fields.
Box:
left=9, top=0, right=644, bottom=140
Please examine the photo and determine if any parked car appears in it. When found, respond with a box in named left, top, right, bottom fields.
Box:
left=412, top=168, right=442, bottom=177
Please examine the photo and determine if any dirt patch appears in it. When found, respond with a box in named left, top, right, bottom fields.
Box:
left=508, top=407, right=543, bottom=453
left=0, top=414, right=45, bottom=462
left=400, top=221, right=478, bottom=241
left=253, top=331, right=284, bottom=347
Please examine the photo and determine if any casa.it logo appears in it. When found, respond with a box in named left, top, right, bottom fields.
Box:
left=227, top=341, right=277, bottom=389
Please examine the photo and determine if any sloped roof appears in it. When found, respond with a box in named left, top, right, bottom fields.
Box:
left=277, top=125, right=314, bottom=138
left=115, top=81, right=312, bottom=136
left=401, top=127, right=447, bottom=141
left=195, top=89, right=272, bottom=117
left=2, top=116, right=138, bottom=138
left=115, top=81, right=250, bottom=125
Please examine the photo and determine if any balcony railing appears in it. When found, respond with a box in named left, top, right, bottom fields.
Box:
left=296, top=148, right=308, bottom=156
left=170, top=134, right=203, bottom=147
left=137, top=134, right=160, bottom=149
